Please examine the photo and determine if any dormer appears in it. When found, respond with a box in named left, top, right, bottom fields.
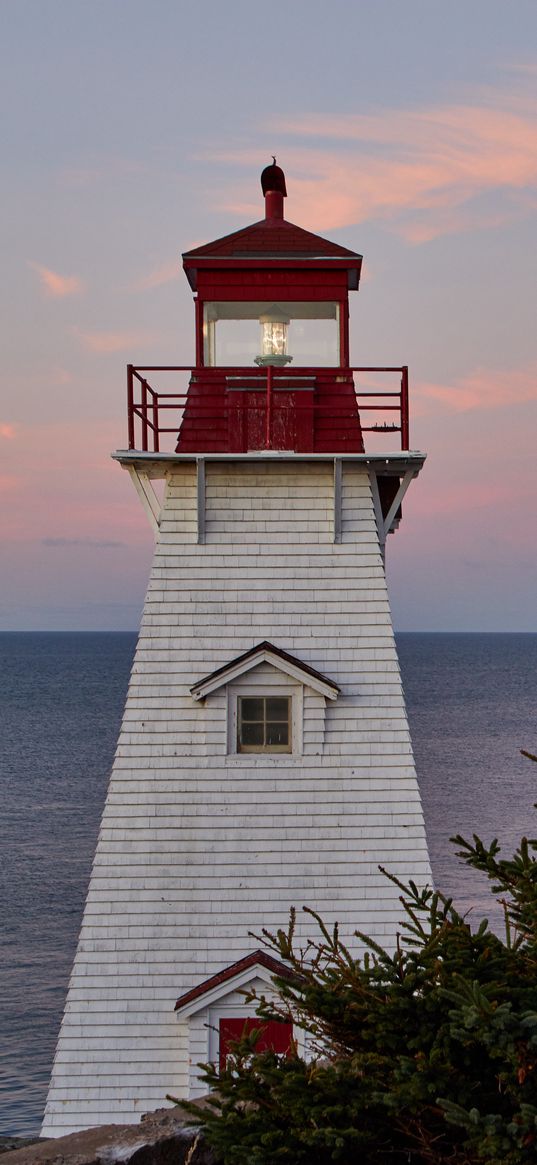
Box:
left=191, top=641, right=340, bottom=758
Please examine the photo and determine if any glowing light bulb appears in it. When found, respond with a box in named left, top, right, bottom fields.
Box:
left=255, top=306, right=292, bottom=366
left=262, top=318, right=287, bottom=357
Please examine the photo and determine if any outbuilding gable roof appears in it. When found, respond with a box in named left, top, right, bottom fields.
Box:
left=174, top=949, right=295, bottom=1017
left=190, top=641, right=340, bottom=702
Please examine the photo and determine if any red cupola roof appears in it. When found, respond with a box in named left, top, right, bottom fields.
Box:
left=183, top=159, right=362, bottom=290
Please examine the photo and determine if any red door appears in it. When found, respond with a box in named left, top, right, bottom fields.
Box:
left=219, top=1017, right=293, bottom=1070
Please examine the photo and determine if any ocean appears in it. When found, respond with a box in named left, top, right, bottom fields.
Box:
left=1, top=631, right=536, bottom=1137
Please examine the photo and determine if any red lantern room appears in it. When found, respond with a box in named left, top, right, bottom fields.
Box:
left=126, top=161, right=409, bottom=457
left=177, top=158, right=364, bottom=454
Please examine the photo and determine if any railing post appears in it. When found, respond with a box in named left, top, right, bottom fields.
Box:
left=152, top=392, right=160, bottom=454
left=401, top=365, right=409, bottom=450
left=127, top=365, right=135, bottom=449
left=266, top=364, right=273, bottom=449
left=141, top=378, right=149, bottom=452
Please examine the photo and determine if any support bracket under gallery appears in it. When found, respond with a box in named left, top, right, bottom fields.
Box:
left=127, top=467, right=162, bottom=535
left=369, top=467, right=417, bottom=558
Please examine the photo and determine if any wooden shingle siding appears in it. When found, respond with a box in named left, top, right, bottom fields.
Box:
left=43, top=459, right=431, bottom=1135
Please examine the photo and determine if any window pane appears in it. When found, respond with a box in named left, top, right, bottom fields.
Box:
left=241, top=722, right=264, bottom=746
left=266, top=722, right=289, bottom=746
left=240, top=698, right=264, bottom=721
left=266, top=697, right=290, bottom=721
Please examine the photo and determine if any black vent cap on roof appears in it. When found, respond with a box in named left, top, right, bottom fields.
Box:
left=261, top=157, right=287, bottom=197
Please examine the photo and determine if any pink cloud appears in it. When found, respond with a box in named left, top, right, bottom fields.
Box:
left=505, top=62, right=537, bottom=77
left=395, top=206, right=513, bottom=245
left=73, top=327, right=156, bottom=353
left=0, top=473, right=19, bottom=493
left=1, top=417, right=150, bottom=544
left=207, top=78, right=537, bottom=242
left=50, top=366, right=74, bottom=386
left=29, top=262, right=83, bottom=297
left=416, top=365, right=537, bottom=413
left=133, top=261, right=179, bottom=291
left=0, top=423, right=16, bottom=439
left=410, top=478, right=516, bottom=517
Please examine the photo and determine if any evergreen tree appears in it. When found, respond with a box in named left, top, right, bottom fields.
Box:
left=186, top=755, right=537, bottom=1164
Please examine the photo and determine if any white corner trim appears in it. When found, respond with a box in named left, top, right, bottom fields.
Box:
left=191, top=649, right=339, bottom=702
left=196, top=457, right=206, bottom=544
left=333, top=457, right=342, bottom=544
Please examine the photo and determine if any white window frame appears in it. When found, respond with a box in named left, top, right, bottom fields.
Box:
left=227, top=681, right=303, bottom=757
left=236, top=693, right=292, bottom=754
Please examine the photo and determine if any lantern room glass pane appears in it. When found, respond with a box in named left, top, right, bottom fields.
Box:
left=203, top=302, right=340, bottom=367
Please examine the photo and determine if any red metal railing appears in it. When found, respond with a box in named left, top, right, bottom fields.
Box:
left=126, top=364, right=409, bottom=453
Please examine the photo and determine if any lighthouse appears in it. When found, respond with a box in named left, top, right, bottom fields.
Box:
left=43, top=161, right=432, bottom=1135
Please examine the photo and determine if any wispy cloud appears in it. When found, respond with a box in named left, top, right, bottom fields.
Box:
left=416, top=364, right=537, bottom=413
left=507, top=61, right=537, bottom=76
left=50, top=366, right=74, bottom=385
left=0, top=416, right=151, bottom=548
left=133, top=260, right=179, bottom=291
left=29, top=262, right=84, bottom=297
left=73, top=327, right=155, bottom=353
left=42, top=537, right=126, bottom=549
left=0, top=473, right=19, bottom=493
left=411, top=479, right=516, bottom=517
left=209, top=74, right=537, bottom=242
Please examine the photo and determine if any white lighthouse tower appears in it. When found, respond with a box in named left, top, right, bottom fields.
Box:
left=43, top=161, right=432, bottom=1135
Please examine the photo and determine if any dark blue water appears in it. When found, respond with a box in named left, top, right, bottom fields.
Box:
left=398, top=634, right=537, bottom=914
left=1, top=632, right=536, bottom=1137
left=0, top=633, right=136, bottom=1140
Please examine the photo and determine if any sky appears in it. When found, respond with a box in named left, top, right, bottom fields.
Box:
left=1, top=0, right=536, bottom=631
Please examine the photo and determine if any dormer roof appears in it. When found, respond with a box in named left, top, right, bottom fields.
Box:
left=190, top=640, right=340, bottom=702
